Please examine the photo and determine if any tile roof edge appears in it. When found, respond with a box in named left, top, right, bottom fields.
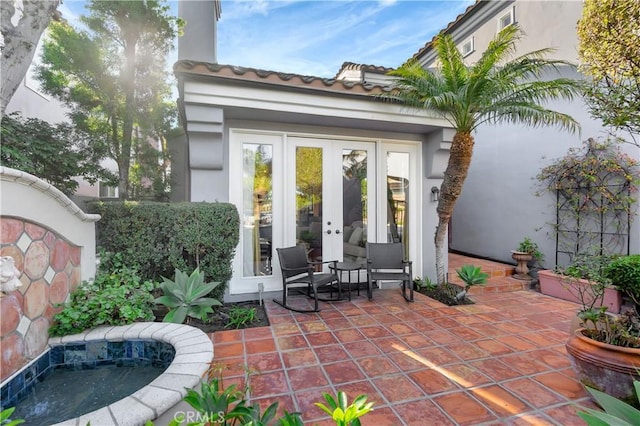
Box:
left=408, top=0, right=488, bottom=63
left=335, top=61, right=394, bottom=79
left=174, top=61, right=394, bottom=95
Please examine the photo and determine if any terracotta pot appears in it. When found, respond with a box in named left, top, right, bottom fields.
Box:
left=511, top=251, right=533, bottom=280
left=538, top=270, right=622, bottom=314
left=566, top=328, right=640, bottom=402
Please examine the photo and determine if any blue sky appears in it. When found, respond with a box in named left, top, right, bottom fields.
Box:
left=59, top=0, right=473, bottom=78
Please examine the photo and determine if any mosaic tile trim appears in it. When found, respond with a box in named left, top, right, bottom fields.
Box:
left=0, top=322, right=212, bottom=426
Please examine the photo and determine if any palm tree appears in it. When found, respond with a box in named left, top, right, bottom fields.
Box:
left=385, top=25, right=581, bottom=285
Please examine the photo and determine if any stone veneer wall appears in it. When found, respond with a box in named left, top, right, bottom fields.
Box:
left=0, top=167, right=100, bottom=382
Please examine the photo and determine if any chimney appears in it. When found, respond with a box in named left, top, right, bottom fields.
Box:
left=178, top=0, right=221, bottom=63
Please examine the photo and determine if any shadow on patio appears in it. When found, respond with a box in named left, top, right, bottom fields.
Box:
left=203, top=285, right=594, bottom=425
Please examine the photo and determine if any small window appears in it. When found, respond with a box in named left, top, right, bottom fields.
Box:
left=498, top=6, right=515, bottom=31
left=460, top=37, right=474, bottom=57
left=99, top=182, right=119, bottom=198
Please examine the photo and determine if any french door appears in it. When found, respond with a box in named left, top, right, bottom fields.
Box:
left=287, top=137, right=376, bottom=268
left=229, top=130, right=420, bottom=295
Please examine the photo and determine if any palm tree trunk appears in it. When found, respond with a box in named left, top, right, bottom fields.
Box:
left=434, top=131, right=475, bottom=284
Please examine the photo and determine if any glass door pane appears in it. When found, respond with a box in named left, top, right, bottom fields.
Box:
left=242, top=144, right=273, bottom=277
left=386, top=152, right=410, bottom=254
left=295, top=146, right=323, bottom=262
left=342, top=149, right=368, bottom=263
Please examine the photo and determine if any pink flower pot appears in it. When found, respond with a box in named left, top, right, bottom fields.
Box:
left=538, top=270, right=622, bottom=314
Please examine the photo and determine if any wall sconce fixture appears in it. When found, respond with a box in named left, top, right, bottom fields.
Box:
left=431, top=186, right=440, bottom=202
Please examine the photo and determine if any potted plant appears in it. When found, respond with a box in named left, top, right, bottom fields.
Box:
left=538, top=254, right=623, bottom=314
left=511, top=237, right=543, bottom=280
left=565, top=254, right=640, bottom=406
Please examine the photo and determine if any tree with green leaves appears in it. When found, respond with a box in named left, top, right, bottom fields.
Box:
left=1, top=0, right=61, bottom=117
left=385, top=25, right=581, bottom=285
left=577, top=0, right=640, bottom=146
left=36, top=0, right=182, bottom=199
left=0, top=112, right=117, bottom=195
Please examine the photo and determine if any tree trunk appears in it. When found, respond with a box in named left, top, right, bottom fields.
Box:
left=0, top=0, right=60, bottom=118
left=118, top=35, right=137, bottom=200
left=434, top=131, right=475, bottom=285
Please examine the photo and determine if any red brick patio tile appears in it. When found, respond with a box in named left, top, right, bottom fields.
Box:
left=245, top=338, right=277, bottom=354
left=272, top=323, right=302, bottom=336
left=416, top=347, right=461, bottom=366
left=334, top=328, right=366, bottom=343
left=243, top=326, right=273, bottom=340
left=533, top=372, right=589, bottom=399
left=370, top=336, right=406, bottom=353
left=503, top=378, right=565, bottom=408
left=337, top=380, right=382, bottom=404
left=306, top=331, right=338, bottom=346
left=388, top=351, right=428, bottom=372
left=373, top=374, right=423, bottom=403
left=323, top=360, right=366, bottom=384
left=287, top=365, right=329, bottom=391
left=343, top=340, right=381, bottom=358
left=505, top=413, right=555, bottom=425
left=433, top=392, right=497, bottom=425
left=497, top=353, right=552, bottom=375
left=282, top=348, right=318, bottom=368
left=429, top=330, right=463, bottom=345
left=399, top=333, right=434, bottom=349
left=314, top=344, right=350, bottom=363
left=246, top=352, right=283, bottom=373
left=359, top=325, right=392, bottom=339
left=213, top=329, right=243, bottom=343
left=444, top=342, right=489, bottom=361
left=473, top=339, right=514, bottom=355
left=470, top=358, right=523, bottom=381
left=248, top=370, right=289, bottom=397
left=444, top=363, right=493, bottom=387
left=529, top=348, right=574, bottom=369
left=349, top=315, right=378, bottom=327
left=277, top=334, right=308, bottom=350
left=469, top=384, right=531, bottom=417
left=215, top=342, right=245, bottom=358
left=496, top=335, right=539, bottom=351
left=356, top=356, right=400, bottom=378
left=409, top=369, right=459, bottom=394
left=300, top=320, right=329, bottom=333
left=394, top=399, right=455, bottom=426
left=448, top=326, right=484, bottom=341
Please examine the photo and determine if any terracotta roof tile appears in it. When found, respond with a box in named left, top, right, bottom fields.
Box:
left=409, top=0, right=487, bottom=62
left=174, top=61, right=393, bottom=95
left=334, top=62, right=394, bottom=79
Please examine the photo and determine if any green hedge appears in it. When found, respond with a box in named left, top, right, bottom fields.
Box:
left=89, top=201, right=239, bottom=300
left=606, top=254, right=640, bottom=307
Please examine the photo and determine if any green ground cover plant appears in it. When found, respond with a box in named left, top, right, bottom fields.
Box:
left=49, top=253, right=156, bottom=336
left=89, top=201, right=239, bottom=300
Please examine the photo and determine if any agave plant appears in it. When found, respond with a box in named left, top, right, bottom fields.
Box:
left=155, top=268, right=222, bottom=324
left=577, top=380, right=640, bottom=425
left=455, top=265, right=489, bottom=302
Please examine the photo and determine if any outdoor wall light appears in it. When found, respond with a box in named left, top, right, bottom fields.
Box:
left=431, top=186, right=440, bottom=202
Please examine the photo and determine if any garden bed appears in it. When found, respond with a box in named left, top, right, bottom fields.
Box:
left=153, top=301, right=270, bottom=333
left=415, top=283, right=474, bottom=306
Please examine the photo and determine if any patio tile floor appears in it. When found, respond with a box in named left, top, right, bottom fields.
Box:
left=208, top=287, right=593, bottom=425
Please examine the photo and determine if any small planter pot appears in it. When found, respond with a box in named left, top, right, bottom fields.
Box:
left=566, top=328, right=640, bottom=403
left=538, top=270, right=622, bottom=314
left=511, top=251, right=533, bottom=280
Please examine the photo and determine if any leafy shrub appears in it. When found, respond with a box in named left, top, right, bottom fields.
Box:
left=155, top=268, right=222, bottom=324
left=606, top=254, right=640, bottom=308
left=516, top=237, right=544, bottom=263
left=89, top=201, right=239, bottom=301
left=49, top=259, right=156, bottom=336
